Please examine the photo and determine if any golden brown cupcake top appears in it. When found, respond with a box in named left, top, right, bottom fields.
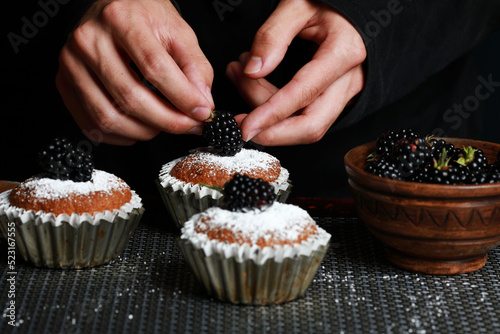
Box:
left=169, top=148, right=282, bottom=187
left=9, top=170, right=132, bottom=215
left=184, top=202, right=319, bottom=248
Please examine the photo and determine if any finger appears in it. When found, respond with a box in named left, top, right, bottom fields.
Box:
left=226, top=59, right=278, bottom=108
left=243, top=0, right=316, bottom=77
left=68, top=30, right=205, bottom=134
left=233, top=113, right=247, bottom=126
left=57, top=47, right=162, bottom=143
left=249, top=64, right=364, bottom=146
left=56, top=69, right=143, bottom=146
left=238, top=51, right=250, bottom=64
left=240, top=30, right=365, bottom=142
left=58, top=45, right=203, bottom=141
left=169, top=34, right=215, bottom=107
left=101, top=3, right=213, bottom=119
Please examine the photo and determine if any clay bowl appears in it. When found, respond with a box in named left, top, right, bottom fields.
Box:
left=344, top=137, right=500, bottom=275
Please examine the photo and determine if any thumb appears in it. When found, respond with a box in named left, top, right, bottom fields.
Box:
left=243, top=1, right=313, bottom=78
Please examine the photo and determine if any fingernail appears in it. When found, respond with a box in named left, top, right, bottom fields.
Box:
left=191, top=106, right=212, bottom=120
left=187, top=125, right=203, bottom=135
left=226, top=66, right=236, bottom=82
left=244, top=56, right=262, bottom=74
left=245, top=129, right=261, bottom=142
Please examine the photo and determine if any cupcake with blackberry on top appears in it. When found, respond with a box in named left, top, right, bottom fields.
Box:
left=178, top=174, right=330, bottom=305
left=156, top=110, right=291, bottom=228
left=0, top=138, right=144, bottom=269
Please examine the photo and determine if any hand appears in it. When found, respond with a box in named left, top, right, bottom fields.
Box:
left=226, top=0, right=366, bottom=146
left=56, top=0, right=214, bottom=145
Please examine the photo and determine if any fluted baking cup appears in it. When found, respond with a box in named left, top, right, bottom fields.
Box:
left=155, top=179, right=223, bottom=229
left=178, top=239, right=329, bottom=305
left=178, top=219, right=330, bottom=305
left=0, top=190, right=144, bottom=269
left=157, top=157, right=292, bottom=229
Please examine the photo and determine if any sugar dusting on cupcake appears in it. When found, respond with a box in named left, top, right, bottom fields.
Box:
left=8, top=137, right=133, bottom=215
left=183, top=174, right=322, bottom=247
left=178, top=174, right=330, bottom=304
left=156, top=110, right=291, bottom=228
left=0, top=137, right=144, bottom=269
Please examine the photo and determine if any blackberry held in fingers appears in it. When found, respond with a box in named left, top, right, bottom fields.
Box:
left=37, top=137, right=94, bottom=182
left=203, top=110, right=244, bottom=156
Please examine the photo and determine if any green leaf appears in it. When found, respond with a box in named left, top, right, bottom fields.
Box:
left=199, top=183, right=223, bottom=192
left=462, top=146, right=477, bottom=165
left=455, top=157, right=467, bottom=166
left=434, top=148, right=451, bottom=171
left=366, top=151, right=380, bottom=162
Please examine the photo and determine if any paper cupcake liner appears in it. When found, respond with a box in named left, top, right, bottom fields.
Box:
left=178, top=239, right=329, bottom=305
left=156, top=179, right=292, bottom=229
left=156, top=157, right=292, bottom=229
left=0, top=190, right=144, bottom=269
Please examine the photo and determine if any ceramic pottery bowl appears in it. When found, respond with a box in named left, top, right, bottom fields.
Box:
left=344, top=138, right=500, bottom=274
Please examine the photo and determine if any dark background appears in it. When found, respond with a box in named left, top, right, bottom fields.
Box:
left=474, top=31, right=500, bottom=144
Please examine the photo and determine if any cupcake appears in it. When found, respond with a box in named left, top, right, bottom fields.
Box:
left=0, top=138, right=144, bottom=269
left=157, top=110, right=291, bottom=228
left=178, top=175, right=330, bottom=305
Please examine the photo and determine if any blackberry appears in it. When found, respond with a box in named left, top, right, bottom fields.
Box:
left=375, top=128, right=418, bottom=158
left=203, top=110, right=244, bottom=156
left=468, top=148, right=488, bottom=172
left=393, top=137, right=432, bottom=181
left=485, top=163, right=500, bottom=183
left=37, top=137, right=94, bottom=182
left=223, top=174, right=276, bottom=212
left=366, top=155, right=401, bottom=180
left=424, top=146, right=472, bottom=184
left=452, top=147, right=489, bottom=184
left=428, top=166, right=467, bottom=185
left=367, top=129, right=500, bottom=185
left=427, top=137, right=445, bottom=149
left=368, top=129, right=431, bottom=181
left=412, top=162, right=436, bottom=183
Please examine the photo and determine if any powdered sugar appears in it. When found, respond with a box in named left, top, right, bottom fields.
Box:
left=182, top=202, right=326, bottom=246
left=176, top=148, right=279, bottom=176
left=15, top=170, right=128, bottom=200
left=180, top=202, right=331, bottom=264
left=0, top=189, right=143, bottom=227
left=158, top=148, right=290, bottom=199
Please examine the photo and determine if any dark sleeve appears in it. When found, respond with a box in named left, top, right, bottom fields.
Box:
left=318, top=0, right=500, bottom=130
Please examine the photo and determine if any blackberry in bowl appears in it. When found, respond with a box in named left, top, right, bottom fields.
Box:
left=344, top=131, right=500, bottom=275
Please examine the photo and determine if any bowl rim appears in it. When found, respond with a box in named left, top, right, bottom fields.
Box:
left=344, top=137, right=500, bottom=198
